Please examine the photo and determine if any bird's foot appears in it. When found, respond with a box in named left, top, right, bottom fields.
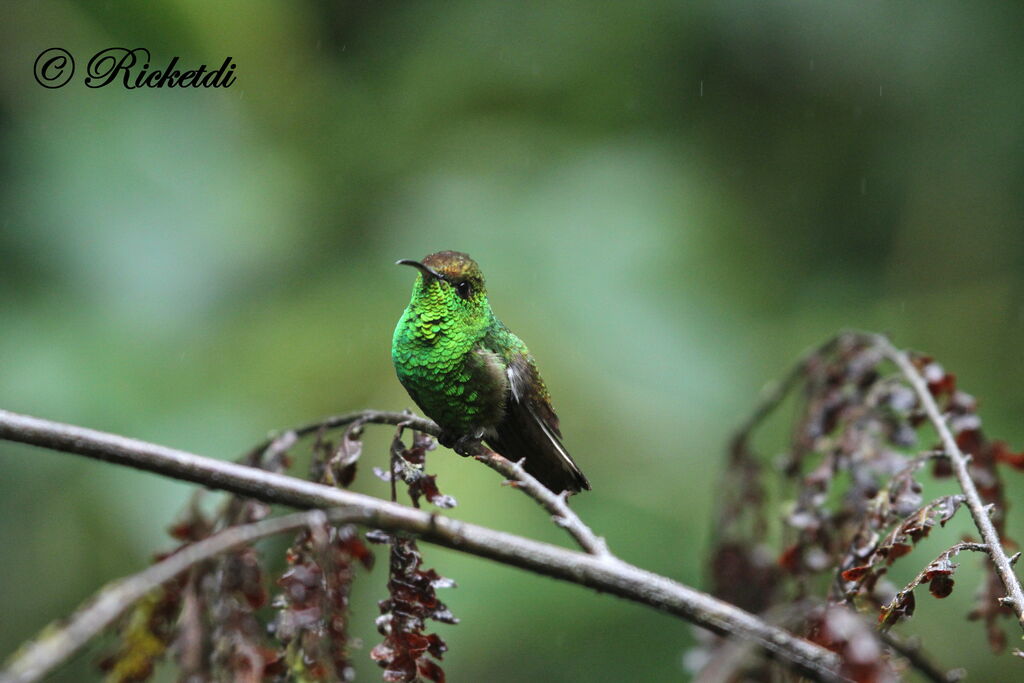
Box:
left=453, top=435, right=484, bottom=457
left=436, top=429, right=457, bottom=449
left=438, top=430, right=484, bottom=457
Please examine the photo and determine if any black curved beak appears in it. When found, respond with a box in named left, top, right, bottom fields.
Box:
left=396, top=259, right=444, bottom=282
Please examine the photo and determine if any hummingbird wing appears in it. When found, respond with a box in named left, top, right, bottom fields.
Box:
left=485, top=353, right=591, bottom=494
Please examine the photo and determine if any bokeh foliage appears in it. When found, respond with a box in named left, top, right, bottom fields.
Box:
left=2, top=0, right=1023, bottom=680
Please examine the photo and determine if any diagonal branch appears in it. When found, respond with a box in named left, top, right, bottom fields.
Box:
left=0, top=510, right=342, bottom=683
left=866, top=333, right=1024, bottom=631
left=0, top=409, right=846, bottom=682
left=472, top=449, right=610, bottom=556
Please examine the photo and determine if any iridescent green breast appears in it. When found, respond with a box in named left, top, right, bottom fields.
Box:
left=392, top=307, right=504, bottom=433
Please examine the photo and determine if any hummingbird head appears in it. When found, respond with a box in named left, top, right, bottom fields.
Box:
left=397, top=251, right=492, bottom=332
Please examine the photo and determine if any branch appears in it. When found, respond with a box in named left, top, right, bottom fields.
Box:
left=245, top=410, right=436, bottom=459
left=255, top=409, right=610, bottom=555
left=866, top=333, right=1024, bottom=631
left=0, top=409, right=845, bottom=682
left=472, top=450, right=610, bottom=556
left=880, top=542, right=991, bottom=630
left=0, top=510, right=344, bottom=683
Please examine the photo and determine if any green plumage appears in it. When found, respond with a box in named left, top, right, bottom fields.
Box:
left=392, top=251, right=590, bottom=493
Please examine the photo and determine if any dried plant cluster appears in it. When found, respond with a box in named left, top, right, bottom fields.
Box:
left=99, top=421, right=457, bottom=683
left=703, top=334, right=1024, bottom=681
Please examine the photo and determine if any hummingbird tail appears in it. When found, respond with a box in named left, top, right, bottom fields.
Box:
left=486, top=406, right=591, bottom=494
left=484, top=357, right=591, bottom=494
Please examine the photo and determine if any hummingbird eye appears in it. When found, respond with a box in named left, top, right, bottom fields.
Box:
left=455, top=281, right=473, bottom=300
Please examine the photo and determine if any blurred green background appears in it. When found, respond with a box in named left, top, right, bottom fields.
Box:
left=2, top=1, right=1024, bottom=680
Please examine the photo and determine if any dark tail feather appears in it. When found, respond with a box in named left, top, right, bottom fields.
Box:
left=486, top=410, right=591, bottom=494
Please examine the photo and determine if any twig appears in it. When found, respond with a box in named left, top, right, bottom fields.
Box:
left=880, top=542, right=990, bottom=631
left=245, top=410, right=436, bottom=459
left=866, top=333, right=1024, bottom=632
left=0, top=509, right=340, bottom=683
left=0, top=409, right=845, bottom=682
left=473, top=449, right=610, bottom=557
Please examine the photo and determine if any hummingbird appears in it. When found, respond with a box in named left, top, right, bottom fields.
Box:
left=392, top=251, right=590, bottom=494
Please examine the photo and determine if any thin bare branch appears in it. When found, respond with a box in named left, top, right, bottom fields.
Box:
left=473, top=449, right=610, bottom=556
left=245, top=410, right=436, bottom=459
left=864, top=333, right=1024, bottom=631
left=0, top=510, right=340, bottom=683
left=0, top=409, right=845, bottom=682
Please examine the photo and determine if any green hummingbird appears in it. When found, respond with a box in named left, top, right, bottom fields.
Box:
left=392, top=250, right=590, bottom=494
